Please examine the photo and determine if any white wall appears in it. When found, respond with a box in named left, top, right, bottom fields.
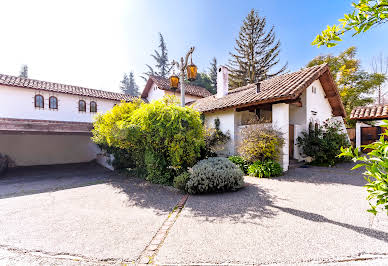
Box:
left=305, top=80, right=333, bottom=124
left=272, top=103, right=289, bottom=171
left=0, top=85, right=119, bottom=122
left=0, top=134, right=100, bottom=166
left=147, top=84, right=166, bottom=102
left=165, top=90, right=201, bottom=103
left=204, top=109, right=236, bottom=156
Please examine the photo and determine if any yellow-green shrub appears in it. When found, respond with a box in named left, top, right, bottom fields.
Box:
left=92, top=96, right=204, bottom=184
left=238, top=124, right=284, bottom=162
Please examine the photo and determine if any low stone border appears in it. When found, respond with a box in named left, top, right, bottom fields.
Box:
left=137, top=194, right=189, bottom=265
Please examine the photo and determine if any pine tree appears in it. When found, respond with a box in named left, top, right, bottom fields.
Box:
left=208, top=57, right=218, bottom=94
left=142, top=33, right=172, bottom=81
left=19, top=65, right=28, bottom=78
left=228, top=9, right=287, bottom=89
left=120, top=72, right=139, bottom=96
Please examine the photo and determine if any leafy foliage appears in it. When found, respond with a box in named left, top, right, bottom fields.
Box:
left=120, top=72, right=139, bottom=96
left=238, top=124, right=284, bottom=162
left=208, top=57, right=218, bottom=94
left=247, top=160, right=283, bottom=178
left=313, top=0, right=388, bottom=47
left=185, top=157, right=244, bottom=194
left=307, top=47, right=386, bottom=127
left=203, top=118, right=230, bottom=156
left=189, top=72, right=214, bottom=94
left=297, top=119, right=350, bottom=166
left=92, top=96, right=204, bottom=185
left=228, top=155, right=250, bottom=174
left=228, top=9, right=287, bottom=89
left=142, top=33, right=172, bottom=80
left=339, top=120, right=388, bottom=215
left=173, top=172, right=191, bottom=191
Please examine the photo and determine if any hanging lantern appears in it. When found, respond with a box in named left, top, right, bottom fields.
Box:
left=186, top=55, right=197, bottom=81
left=169, top=74, right=179, bottom=90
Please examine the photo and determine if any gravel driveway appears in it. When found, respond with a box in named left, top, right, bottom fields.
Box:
left=155, top=163, right=388, bottom=265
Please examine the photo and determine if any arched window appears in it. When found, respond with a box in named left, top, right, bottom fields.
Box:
left=49, top=96, right=58, bottom=109
left=79, top=100, right=86, bottom=112
left=90, top=101, right=97, bottom=113
left=34, top=95, right=44, bottom=108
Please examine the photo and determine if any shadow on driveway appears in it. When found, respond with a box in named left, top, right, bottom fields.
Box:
left=278, top=162, right=366, bottom=187
left=271, top=205, right=388, bottom=243
left=0, top=162, right=113, bottom=199
left=183, top=181, right=278, bottom=224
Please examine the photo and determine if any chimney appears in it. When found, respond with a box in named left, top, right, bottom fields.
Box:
left=256, top=82, right=261, bottom=93
left=216, top=66, right=229, bottom=98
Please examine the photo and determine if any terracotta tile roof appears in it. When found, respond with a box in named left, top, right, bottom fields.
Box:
left=0, top=73, right=136, bottom=102
left=141, top=75, right=212, bottom=99
left=192, top=64, right=346, bottom=117
left=350, top=104, right=388, bottom=120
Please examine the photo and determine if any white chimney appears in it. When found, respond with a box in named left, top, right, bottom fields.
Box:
left=216, top=66, right=229, bottom=98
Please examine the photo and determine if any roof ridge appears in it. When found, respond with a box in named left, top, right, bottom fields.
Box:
left=0, top=73, right=128, bottom=96
left=0, top=73, right=136, bottom=101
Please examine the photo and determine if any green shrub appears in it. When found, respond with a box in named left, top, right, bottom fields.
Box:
left=92, top=96, right=205, bottom=185
left=297, top=119, right=350, bottom=166
left=186, top=157, right=244, bottom=194
left=238, top=124, right=284, bottom=162
left=202, top=118, right=230, bottom=158
left=228, top=155, right=249, bottom=174
left=247, top=160, right=283, bottom=178
left=173, top=172, right=191, bottom=191
left=339, top=120, right=388, bottom=215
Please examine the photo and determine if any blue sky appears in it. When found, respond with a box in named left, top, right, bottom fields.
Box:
left=1, top=0, right=387, bottom=93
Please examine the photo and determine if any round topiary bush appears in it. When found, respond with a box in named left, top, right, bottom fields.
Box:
left=186, top=157, right=244, bottom=194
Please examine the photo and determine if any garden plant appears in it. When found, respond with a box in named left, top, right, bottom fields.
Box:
left=339, top=121, right=388, bottom=215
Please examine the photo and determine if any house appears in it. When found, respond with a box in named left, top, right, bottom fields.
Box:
left=192, top=64, right=346, bottom=171
left=0, top=73, right=136, bottom=167
left=350, top=104, right=388, bottom=150
left=141, top=75, right=212, bottom=103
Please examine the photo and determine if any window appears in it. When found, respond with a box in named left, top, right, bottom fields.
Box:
left=34, top=95, right=44, bottom=108
left=49, top=96, right=58, bottom=109
left=312, top=86, right=317, bottom=94
left=79, top=100, right=86, bottom=112
left=90, top=101, right=97, bottom=112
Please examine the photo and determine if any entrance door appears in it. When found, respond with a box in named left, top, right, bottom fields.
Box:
left=289, top=124, right=294, bottom=159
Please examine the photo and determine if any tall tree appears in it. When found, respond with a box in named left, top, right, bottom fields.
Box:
left=228, top=9, right=287, bottom=89
left=190, top=72, right=213, bottom=94
left=208, top=57, right=218, bottom=94
left=313, top=0, right=388, bottom=47
left=120, top=72, right=139, bottom=96
left=19, top=65, right=28, bottom=78
left=371, top=52, right=388, bottom=104
left=142, top=33, right=172, bottom=81
left=307, top=47, right=386, bottom=127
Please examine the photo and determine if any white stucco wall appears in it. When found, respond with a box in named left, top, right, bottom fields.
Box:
left=146, top=84, right=202, bottom=104
left=0, top=134, right=99, bottom=166
left=147, top=84, right=167, bottom=102
left=0, top=85, right=119, bottom=122
left=204, top=109, right=236, bottom=156
left=305, top=80, right=333, bottom=124
left=272, top=103, right=289, bottom=171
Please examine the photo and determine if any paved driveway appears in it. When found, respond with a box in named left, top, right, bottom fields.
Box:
left=0, top=162, right=387, bottom=265
left=0, top=163, right=182, bottom=264
left=155, top=163, right=388, bottom=265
